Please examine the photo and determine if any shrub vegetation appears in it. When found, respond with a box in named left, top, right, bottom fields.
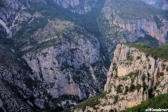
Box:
left=126, top=43, right=168, bottom=61
left=75, top=92, right=107, bottom=111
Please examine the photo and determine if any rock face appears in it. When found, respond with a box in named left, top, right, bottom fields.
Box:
left=22, top=19, right=107, bottom=107
left=0, top=0, right=20, bottom=38
left=54, top=0, right=98, bottom=14
left=103, top=44, right=168, bottom=111
left=0, top=0, right=107, bottom=110
left=0, top=45, right=36, bottom=112
left=78, top=44, right=168, bottom=112
left=0, top=0, right=38, bottom=38
left=98, top=0, right=168, bottom=59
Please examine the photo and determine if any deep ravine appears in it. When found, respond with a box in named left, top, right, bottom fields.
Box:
left=0, top=0, right=168, bottom=111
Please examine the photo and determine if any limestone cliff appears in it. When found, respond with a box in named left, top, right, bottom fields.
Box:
left=98, top=0, right=168, bottom=59
left=75, top=44, right=168, bottom=112
left=0, top=0, right=107, bottom=110
left=21, top=19, right=107, bottom=108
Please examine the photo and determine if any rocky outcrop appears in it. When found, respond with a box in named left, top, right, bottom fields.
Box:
left=103, top=44, right=168, bottom=111
left=77, top=44, right=168, bottom=112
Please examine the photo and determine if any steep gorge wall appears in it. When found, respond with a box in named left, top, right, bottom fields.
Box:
left=0, top=0, right=108, bottom=110
left=22, top=19, right=107, bottom=107
left=104, top=44, right=168, bottom=111
left=98, top=0, right=168, bottom=59
left=76, top=44, right=168, bottom=112
left=0, top=45, right=45, bottom=112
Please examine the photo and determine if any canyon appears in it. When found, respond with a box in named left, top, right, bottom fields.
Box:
left=0, top=0, right=168, bottom=111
